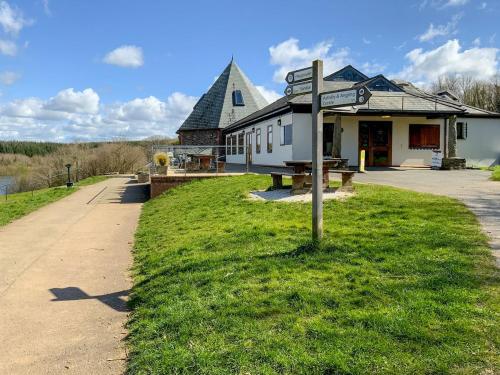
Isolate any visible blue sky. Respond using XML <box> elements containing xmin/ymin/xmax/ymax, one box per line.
<box><xmin>0</xmin><ymin>0</ymin><xmax>498</xmax><ymax>141</ymax></box>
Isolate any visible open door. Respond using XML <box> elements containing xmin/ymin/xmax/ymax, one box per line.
<box><xmin>359</xmin><ymin>121</ymin><xmax>392</xmax><ymax>167</ymax></box>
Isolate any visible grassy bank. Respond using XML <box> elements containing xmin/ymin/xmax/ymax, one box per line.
<box><xmin>128</xmin><ymin>175</ymin><xmax>499</xmax><ymax>374</ymax></box>
<box><xmin>492</xmin><ymin>166</ymin><xmax>500</xmax><ymax>181</ymax></box>
<box><xmin>0</xmin><ymin>175</ymin><xmax>108</xmax><ymax>227</ymax></box>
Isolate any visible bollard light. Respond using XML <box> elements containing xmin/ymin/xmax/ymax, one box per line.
<box><xmin>65</xmin><ymin>163</ymin><xmax>74</xmax><ymax>188</ymax></box>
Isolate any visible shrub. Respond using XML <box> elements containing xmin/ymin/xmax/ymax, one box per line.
<box><xmin>153</xmin><ymin>152</ymin><xmax>169</xmax><ymax>167</ymax></box>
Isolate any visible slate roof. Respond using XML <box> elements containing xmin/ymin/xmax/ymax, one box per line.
<box><xmin>177</xmin><ymin>60</ymin><xmax>268</xmax><ymax>132</ymax></box>
<box><xmin>223</xmin><ymin>65</ymin><xmax>500</xmax><ymax>134</ymax></box>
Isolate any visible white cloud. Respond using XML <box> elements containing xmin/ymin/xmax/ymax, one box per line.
<box><xmin>418</xmin><ymin>13</ymin><xmax>462</xmax><ymax>42</ymax></box>
<box><xmin>362</xmin><ymin>37</ymin><xmax>371</xmax><ymax>45</ymax></box>
<box><xmin>397</xmin><ymin>39</ymin><xmax>498</xmax><ymax>83</ymax></box>
<box><xmin>444</xmin><ymin>0</ymin><xmax>468</xmax><ymax>6</ymax></box>
<box><xmin>103</xmin><ymin>45</ymin><xmax>144</xmax><ymax>68</ymax></box>
<box><xmin>44</xmin><ymin>88</ymin><xmax>100</xmax><ymax>114</ymax></box>
<box><xmin>0</xmin><ymin>38</ymin><xmax>16</xmax><ymax>55</ymax></box>
<box><xmin>361</xmin><ymin>62</ymin><xmax>386</xmax><ymax>75</ymax></box>
<box><xmin>479</xmin><ymin>2</ymin><xmax>487</xmax><ymax>9</ymax></box>
<box><xmin>0</xmin><ymin>90</ymin><xmax>198</xmax><ymax>141</ymax></box>
<box><xmin>0</xmin><ymin>71</ymin><xmax>20</xmax><ymax>85</ymax></box>
<box><xmin>472</xmin><ymin>37</ymin><xmax>481</xmax><ymax>47</ymax></box>
<box><xmin>42</xmin><ymin>0</ymin><xmax>51</xmax><ymax>16</ymax></box>
<box><xmin>0</xmin><ymin>1</ymin><xmax>31</xmax><ymax>35</ymax></box>
<box><xmin>255</xmin><ymin>86</ymin><xmax>281</xmax><ymax>103</ymax></box>
<box><xmin>269</xmin><ymin>38</ymin><xmax>350</xmax><ymax>82</ymax></box>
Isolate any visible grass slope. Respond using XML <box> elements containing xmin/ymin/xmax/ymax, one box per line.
<box><xmin>129</xmin><ymin>175</ymin><xmax>499</xmax><ymax>374</ymax></box>
<box><xmin>0</xmin><ymin>175</ymin><xmax>108</xmax><ymax>227</ymax></box>
<box><xmin>492</xmin><ymin>166</ymin><xmax>500</xmax><ymax>181</ymax></box>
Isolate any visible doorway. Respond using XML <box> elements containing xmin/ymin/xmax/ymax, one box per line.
<box><xmin>323</xmin><ymin>123</ymin><xmax>334</xmax><ymax>157</ymax></box>
<box><xmin>359</xmin><ymin>121</ymin><xmax>392</xmax><ymax>166</ymax></box>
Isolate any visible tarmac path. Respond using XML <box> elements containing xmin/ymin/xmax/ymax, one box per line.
<box><xmin>0</xmin><ymin>176</ymin><xmax>148</xmax><ymax>374</ymax></box>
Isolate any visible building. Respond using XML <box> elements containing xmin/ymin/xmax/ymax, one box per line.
<box><xmin>223</xmin><ymin>65</ymin><xmax>500</xmax><ymax>168</ymax></box>
<box><xmin>176</xmin><ymin>59</ymin><xmax>269</xmax><ymax>145</ymax></box>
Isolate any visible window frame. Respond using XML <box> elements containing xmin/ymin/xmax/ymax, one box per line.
<box><xmin>232</xmin><ymin>90</ymin><xmax>245</xmax><ymax>106</ymax></box>
<box><xmin>409</xmin><ymin>124</ymin><xmax>440</xmax><ymax>150</ymax></box>
<box><xmin>231</xmin><ymin>134</ymin><xmax>237</xmax><ymax>155</ymax></box>
<box><xmin>267</xmin><ymin>125</ymin><xmax>273</xmax><ymax>153</ymax></box>
<box><xmin>456</xmin><ymin>122</ymin><xmax>467</xmax><ymax>140</ymax></box>
<box><xmin>256</xmin><ymin>128</ymin><xmax>261</xmax><ymax>154</ymax></box>
<box><xmin>238</xmin><ymin>132</ymin><xmax>244</xmax><ymax>155</ymax></box>
<box><xmin>280</xmin><ymin>124</ymin><xmax>293</xmax><ymax>146</ymax></box>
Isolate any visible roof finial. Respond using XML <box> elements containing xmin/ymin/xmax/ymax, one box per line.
<box><xmin>231</xmin><ymin>54</ymin><xmax>234</xmax><ymax>63</ymax></box>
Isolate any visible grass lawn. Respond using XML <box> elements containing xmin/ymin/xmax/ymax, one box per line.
<box><xmin>0</xmin><ymin>175</ymin><xmax>108</xmax><ymax>227</ymax></box>
<box><xmin>128</xmin><ymin>175</ymin><xmax>499</xmax><ymax>374</ymax></box>
<box><xmin>492</xmin><ymin>166</ymin><xmax>500</xmax><ymax>181</ymax></box>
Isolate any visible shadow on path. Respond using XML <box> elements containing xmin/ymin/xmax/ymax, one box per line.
<box><xmin>49</xmin><ymin>287</ymin><xmax>130</xmax><ymax>312</ymax></box>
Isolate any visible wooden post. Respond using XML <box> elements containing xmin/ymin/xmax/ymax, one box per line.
<box><xmin>312</xmin><ymin>60</ymin><xmax>324</xmax><ymax>241</ymax></box>
<box><xmin>332</xmin><ymin>114</ymin><xmax>342</xmax><ymax>158</ymax></box>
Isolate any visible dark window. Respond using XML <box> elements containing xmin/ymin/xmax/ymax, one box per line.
<box><xmin>231</xmin><ymin>135</ymin><xmax>237</xmax><ymax>155</ymax></box>
<box><xmin>457</xmin><ymin>122</ymin><xmax>467</xmax><ymax>140</ymax></box>
<box><xmin>232</xmin><ymin>90</ymin><xmax>245</xmax><ymax>106</ymax></box>
<box><xmin>267</xmin><ymin>125</ymin><xmax>273</xmax><ymax>153</ymax></box>
<box><xmin>280</xmin><ymin>124</ymin><xmax>293</xmax><ymax>145</ymax></box>
<box><xmin>409</xmin><ymin>124</ymin><xmax>440</xmax><ymax>149</ymax></box>
<box><xmin>226</xmin><ymin>136</ymin><xmax>230</xmax><ymax>155</ymax></box>
<box><xmin>238</xmin><ymin>133</ymin><xmax>244</xmax><ymax>154</ymax></box>
<box><xmin>256</xmin><ymin>128</ymin><xmax>261</xmax><ymax>154</ymax></box>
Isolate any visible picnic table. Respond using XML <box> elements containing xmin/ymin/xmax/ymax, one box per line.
<box><xmin>270</xmin><ymin>159</ymin><xmax>355</xmax><ymax>194</ymax></box>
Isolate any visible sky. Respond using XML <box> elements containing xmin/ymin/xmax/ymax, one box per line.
<box><xmin>0</xmin><ymin>0</ymin><xmax>498</xmax><ymax>142</ymax></box>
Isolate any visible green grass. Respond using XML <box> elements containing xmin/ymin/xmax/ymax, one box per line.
<box><xmin>0</xmin><ymin>175</ymin><xmax>108</xmax><ymax>227</ymax></box>
<box><xmin>128</xmin><ymin>175</ymin><xmax>499</xmax><ymax>375</ymax></box>
<box><xmin>492</xmin><ymin>166</ymin><xmax>500</xmax><ymax>181</ymax></box>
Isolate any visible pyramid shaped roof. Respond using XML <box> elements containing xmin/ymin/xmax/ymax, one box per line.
<box><xmin>177</xmin><ymin>60</ymin><xmax>268</xmax><ymax>132</ymax></box>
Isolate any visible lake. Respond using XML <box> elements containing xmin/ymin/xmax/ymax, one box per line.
<box><xmin>0</xmin><ymin>176</ymin><xmax>14</xmax><ymax>195</ymax></box>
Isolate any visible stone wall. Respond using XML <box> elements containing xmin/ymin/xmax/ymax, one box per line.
<box><xmin>178</xmin><ymin>129</ymin><xmax>222</xmax><ymax>145</ymax></box>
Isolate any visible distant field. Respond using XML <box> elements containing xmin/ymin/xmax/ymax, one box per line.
<box><xmin>128</xmin><ymin>175</ymin><xmax>499</xmax><ymax>374</ymax></box>
<box><xmin>0</xmin><ymin>176</ymin><xmax>108</xmax><ymax>227</ymax></box>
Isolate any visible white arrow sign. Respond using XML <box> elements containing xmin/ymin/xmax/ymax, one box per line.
<box><xmin>284</xmin><ymin>81</ymin><xmax>312</xmax><ymax>96</ymax></box>
<box><xmin>320</xmin><ymin>87</ymin><xmax>372</xmax><ymax>109</ymax></box>
<box><xmin>285</xmin><ymin>67</ymin><xmax>313</xmax><ymax>84</ymax></box>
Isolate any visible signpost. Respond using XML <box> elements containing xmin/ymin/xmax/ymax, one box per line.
<box><xmin>284</xmin><ymin>62</ymin><xmax>372</xmax><ymax>242</ymax></box>
<box><xmin>284</xmin><ymin>81</ymin><xmax>312</xmax><ymax>96</ymax></box>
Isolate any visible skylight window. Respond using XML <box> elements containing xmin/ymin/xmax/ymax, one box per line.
<box><xmin>232</xmin><ymin>90</ymin><xmax>245</xmax><ymax>106</ymax></box>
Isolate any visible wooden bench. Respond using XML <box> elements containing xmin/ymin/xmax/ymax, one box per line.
<box><xmin>271</xmin><ymin>172</ymin><xmax>311</xmax><ymax>192</ymax></box>
<box><xmin>330</xmin><ymin>169</ymin><xmax>356</xmax><ymax>192</ymax></box>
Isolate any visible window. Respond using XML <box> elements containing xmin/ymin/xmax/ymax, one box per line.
<box><xmin>238</xmin><ymin>132</ymin><xmax>244</xmax><ymax>154</ymax></box>
<box><xmin>409</xmin><ymin>124</ymin><xmax>440</xmax><ymax>149</ymax></box>
<box><xmin>226</xmin><ymin>136</ymin><xmax>230</xmax><ymax>155</ymax></box>
<box><xmin>256</xmin><ymin>128</ymin><xmax>261</xmax><ymax>154</ymax></box>
<box><xmin>457</xmin><ymin>122</ymin><xmax>467</xmax><ymax>140</ymax></box>
<box><xmin>231</xmin><ymin>134</ymin><xmax>237</xmax><ymax>155</ymax></box>
<box><xmin>280</xmin><ymin>124</ymin><xmax>293</xmax><ymax>146</ymax></box>
<box><xmin>232</xmin><ymin>90</ymin><xmax>245</xmax><ymax>106</ymax></box>
<box><xmin>267</xmin><ymin>125</ymin><xmax>273</xmax><ymax>153</ymax></box>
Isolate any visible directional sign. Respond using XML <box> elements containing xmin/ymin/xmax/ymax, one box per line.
<box><xmin>320</xmin><ymin>86</ymin><xmax>372</xmax><ymax>109</ymax></box>
<box><xmin>285</xmin><ymin>67</ymin><xmax>313</xmax><ymax>84</ymax></box>
<box><xmin>284</xmin><ymin>81</ymin><xmax>312</xmax><ymax>96</ymax></box>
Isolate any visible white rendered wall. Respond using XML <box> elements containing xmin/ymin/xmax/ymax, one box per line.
<box><xmin>225</xmin><ymin>113</ymin><xmax>293</xmax><ymax>166</ymax></box>
<box><xmin>457</xmin><ymin>117</ymin><xmax>500</xmax><ymax>167</ymax></box>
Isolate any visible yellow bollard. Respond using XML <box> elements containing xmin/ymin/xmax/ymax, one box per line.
<box><xmin>359</xmin><ymin>149</ymin><xmax>366</xmax><ymax>173</ymax></box>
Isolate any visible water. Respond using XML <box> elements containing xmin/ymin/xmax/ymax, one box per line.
<box><xmin>0</xmin><ymin>176</ymin><xmax>14</xmax><ymax>195</ymax></box>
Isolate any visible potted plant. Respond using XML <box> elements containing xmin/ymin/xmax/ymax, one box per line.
<box><xmin>153</xmin><ymin>152</ymin><xmax>170</xmax><ymax>175</ymax></box>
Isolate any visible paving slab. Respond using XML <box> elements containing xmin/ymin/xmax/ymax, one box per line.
<box><xmin>336</xmin><ymin>168</ymin><xmax>500</xmax><ymax>266</ymax></box>
<box><xmin>0</xmin><ymin>177</ymin><xmax>148</xmax><ymax>374</ymax></box>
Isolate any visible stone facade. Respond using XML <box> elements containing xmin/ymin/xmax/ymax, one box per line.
<box><xmin>178</xmin><ymin>129</ymin><xmax>222</xmax><ymax>146</ymax></box>
<box><xmin>441</xmin><ymin>157</ymin><xmax>466</xmax><ymax>170</ymax></box>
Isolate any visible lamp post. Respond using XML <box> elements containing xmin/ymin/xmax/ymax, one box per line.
<box><xmin>65</xmin><ymin>164</ymin><xmax>73</xmax><ymax>188</ymax></box>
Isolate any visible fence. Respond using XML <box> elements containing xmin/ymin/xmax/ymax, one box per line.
<box><xmin>151</xmin><ymin>145</ymin><xmax>250</xmax><ymax>174</ymax></box>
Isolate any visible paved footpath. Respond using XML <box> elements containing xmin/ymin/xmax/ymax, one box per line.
<box><xmin>0</xmin><ymin>177</ymin><xmax>148</xmax><ymax>374</ymax></box>
<box><xmin>338</xmin><ymin>169</ymin><xmax>500</xmax><ymax>267</ymax></box>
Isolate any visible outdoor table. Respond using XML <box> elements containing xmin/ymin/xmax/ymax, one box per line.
<box><xmin>284</xmin><ymin>160</ymin><xmax>341</xmax><ymax>188</ymax></box>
